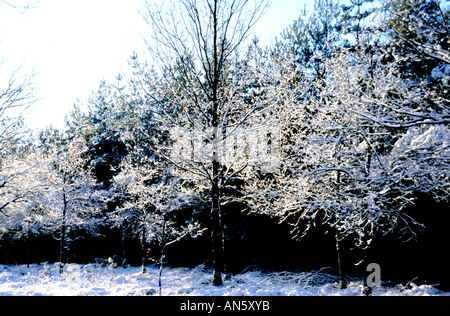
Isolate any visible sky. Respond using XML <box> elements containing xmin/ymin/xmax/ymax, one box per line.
<box><xmin>0</xmin><ymin>0</ymin><xmax>315</xmax><ymax>130</ymax></box>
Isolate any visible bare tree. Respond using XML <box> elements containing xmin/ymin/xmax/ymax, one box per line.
<box><xmin>0</xmin><ymin>66</ymin><xmax>35</xmax><ymax>150</ymax></box>
<box><xmin>138</xmin><ymin>0</ymin><xmax>269</xmax><ymax>286</ymax></box>
<box><xmin>0</xmin><ymin>0</ymin><xmax>37</xmax><ymax>227</ymax></box>
<box><xmin>1</xmin><ymin>0</ymin><xmax>38</xmax><ymax>253</ymax></box>
<box><xmin>1</xmin><ymin>0</ymin><xmax>37</xmax><ymax>152</ymax></box>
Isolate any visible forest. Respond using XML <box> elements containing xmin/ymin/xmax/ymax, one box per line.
<box><xmin>0</xmin><ymin>0</ymin><xmax>449</xmax><ymax>294</ymax></box>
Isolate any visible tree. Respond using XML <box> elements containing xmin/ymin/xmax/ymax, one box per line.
<box><xmin>244</xmin><ymin>0</ymin><xmax>352</xmax><ymax>286</ymax></box>
<box><xmin>105</xmin><ymin>90</ymin><xmax>206</xmax><ymax>291</ymax></box>
<box><xmin>272</xmin><ymin>0</ymin><xmax>342</xmax><ymax>91</ymax></box>
<box><xmin>138</xmin><ymin>0</ymin><xmax>269</xmax><ymax>286</ymax></box>
<box><xmin>111</xmin><ymin>150</ymin><xmax>204</xmax><ymax>292</ymax></box>
<box><xmin>0</xmin><ymin>129</ymin><xmax>102</xmax><ymax>268</ymax></box>
<box><xmin>341</xmin><ymin>0</ymin><xmax>379</xmax><ymax>46</ymax></box>
<box><xmin>0</xmin><ymin>0</ymin><xmax>37</xmax><ymax>148</ymax></box>
<box><xmin>244</xmin><ymin>0</ymin><xmax>449</xmax><ymax>292</ymax></box>
<box><xmin>0</xmin><ymin>68</ymin><xmax>34</xmax><ymax>148</ymax></box>
<box><xmin>0</xmin><ymin>2</ymin><xmax>37</xmax><ymax>240</ymax></box>
<box><xmin>0</xmin><ymin>147</ymin><xmax>43</xmax><ymax>246</ymax></box>
<box><xmin>37</xmin><ymin>129</ymin><xmax>103</xmax><ymax>273</ymax></box>
<box><xmin>66</xmin><ymin>81</ymin><xmax>129</xmax><ymax>188</ymax></box>
<box><xmin>385</xmin><ymin>0</ymin><xmax>449</xmax><ymax>79</ymax></box>
<box><xmin>307</xmin><ymin>0</ymin><xmax>342</xmax><ymax>86</ymax></box>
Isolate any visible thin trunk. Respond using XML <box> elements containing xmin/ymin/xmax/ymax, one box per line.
<box><xmin>335</xmin><ymin>170</ymin><xmax>347</xmax><ymax>289</ymax></box>
<box><xmin>159</xmin><ymin>255</ymin><xmax>164</xmax><ymax>296</ymax></box>
<box><xmin>158</xmin><ymin>215</ymin><xmax>191</xmax><ymax>295</ymax></box>
<box><xmin>211</xmin><ymin>181</ymin><xmax>224</xmax><ymax>286</ymax></box>
<box><xmin>159</xmin><ymin>217</ymin><xmax>167</xmax><ymax>296</ymax></box>
<box><xmin>59</xmin><ymin>191</ymin><xmax>67</xmax><ymax>275</ymax></box>
<box><xmin>121</xmin><ymin>227</ymin><xmax>127</xmax><ymax>268</ymax></box>
<box><xmin>335</xmin><ymin>230</ymin><xmax>346</xmax><ymax>289</ymax></box>
<box><xmin>26</xmin><ymin>228</ymin><xmax>31</xmax><ymax>269</ymax></box>
<box><xmin>66</xmin><ymin>238</ymin><xmax>71</xmax><ymax>265</ymax></box>
<box><xmin>141</xmin><ymin>220</ymin><xmax>147</xmax><ymax>274</ymax></box>
<box><xmin>211</xmin><ymin>126</ymin><xmax>224</xmax><ymax>286</ymax></box>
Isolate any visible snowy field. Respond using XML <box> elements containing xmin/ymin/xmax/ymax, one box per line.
<box><xmin>0</xmin><ymin>262</ymin><xmax>448</xmax><ymax>296</ymax></box>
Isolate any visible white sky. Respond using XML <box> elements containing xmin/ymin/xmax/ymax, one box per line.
<box><xmin>0</xmin><ymin>0</ymin><xmax>314</xmax><ymax>130</ymax></box>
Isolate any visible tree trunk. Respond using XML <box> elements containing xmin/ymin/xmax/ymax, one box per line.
<box><xmin>26</xmin><ymin>228</ymin><xmax>31</xmax><ymax>269</ymax></box>
<box><xmin>66</xmin><ymin>238</ymin><xmax>72</xmax><ymax>266</ymax></box>
<box><xmin>141</xmin><ymin>221</ymin><xmax>147</xmax><ymax>274</ymax></box>
<box><xmin>335</xmin><ymin>230</ymin><xmax>347</xmax><ymax>289</ymax></box>
<box><xmin>211</xmin><ymin>179</ymin><xmax>224</xmax><ymax>286</ymax></box>
<box><xmin>158</xmin><ymin>253</ymin><xmax>165</xmax><ymax>296</ymax></box>
<box><xmin>59</xmin><ymin>191</ymin><xmax>67</xmax><ymax>274</ymax></box>
<box><xmin>121</xmin><ymin>227</ymin><xmax>127</xmax><ymax>268</ymax></box>
<box><xmin>335</xmin><ymin>170</ymin><xmax>347</xmax><ymax>289</ymax></box>
<box><xmin>210</xmin><ymin>0</ymin><xmax>225</xmax><ymax>287</ymax></box>
<box><xmin>210</xmin><ymin>94</ymin><xmax>224</xmax><ymax>286</ymax></box>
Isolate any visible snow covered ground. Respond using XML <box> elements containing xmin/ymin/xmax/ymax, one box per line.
<box><xmin>0</xmin><ymin>262</ymin><xmax>447</xmax><ymax>296</ymax></box>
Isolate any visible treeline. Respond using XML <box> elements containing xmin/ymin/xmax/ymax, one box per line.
<box><xmin>0</xmin><ymin>0</ymin><xmax>449</xmax><ymax>290</ymax></box>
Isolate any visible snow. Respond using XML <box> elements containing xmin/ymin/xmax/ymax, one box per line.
<box><xmin>393</xmin><ymin>125</ymin><xmax>450</xmax><ymax>153</ymax></box>
<box><xmin>0</xmin><ymin>263</ymin><xmax>447</xmax><ymax>296</ymax></box>
<box><xmin>431</xmin><ymin>63</ymin><xmax>450</xmax><ymax>80</ymax></box>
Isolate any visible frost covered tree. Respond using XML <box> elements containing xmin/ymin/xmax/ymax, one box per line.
<box><xmin>0</xmin><ymin>0</ymin><xmax>36</xmax><ymax>154</ymax></box>
<box><xmin>90</xmin><ymin>75</ymin><xmax>206</xmax><ymax>275</ymax></box>
<box><xmin>0</xmin><ymin>130</ymin><xmax>102</xmax><ymax>268</ymax></box>
<box><xmin>137</xmin><ymin>0</ymin><xmax>269</xmax><ymax>286</ymax></box>
<box><xmin>245</xmin><ymin>0</ymin><xmax>449</xmax><ymax>291</ymax></box>
<box><xmin>0</xmin><ymin>63</ymin><xmax>36</xmax><ymax>228</ymax></box>
<box><xmin>37</xmin><ymin>129</ymin><xmax>103</xmax><ymax>273</ymax></box>
<box><xmin>110</xmin><ymin>141</ymin><xmax>205</xmax><ymax>277</ymax></box>
<box><xmin>244</xmin><ymin>0</ymin><xmax>350</xmax><ymax>284</ymax></box>
<box><xmin>0</xmin><ymin>155</ymin><xmax>51</xmax><ymax>266</ymax></box>
<box><xmin>0</xmin><ymin>14</ymin><xmax>37</xmax><ymax>260</ymax></box>
<box><xmin>0</xmin><ymin>70</ymin><xmax>34</xmax><ymax>157</ymax></box>
<box><xmin>371</xmin><ymin>0</ymin><xmax>450</xmax><ymax>127</ymax></box>
<box><xmin>385</xmin><ymin>0</ymin><xmax>449</xmax><ymax>77</ymax></box>
<box><xmin>0</xmin><ymin>149</ymin><xmax>42</xmax><ymax>241</ymax></box>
